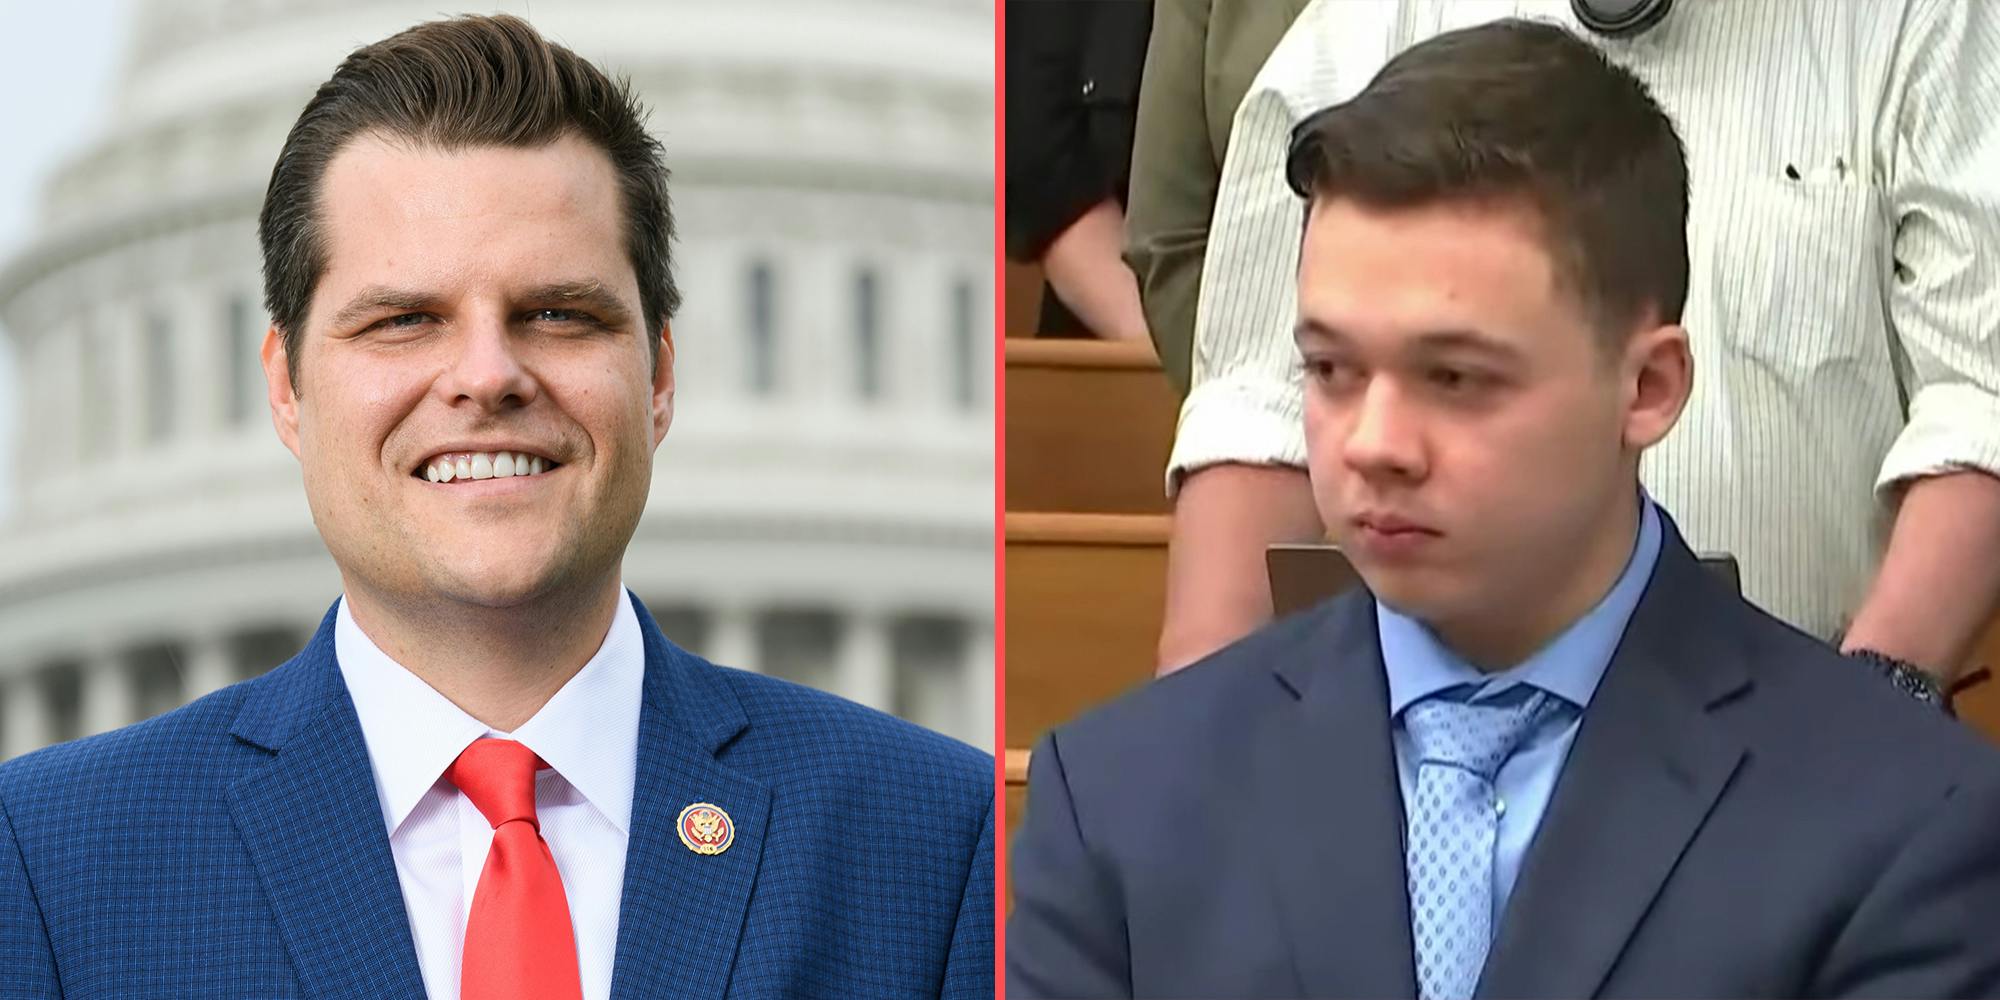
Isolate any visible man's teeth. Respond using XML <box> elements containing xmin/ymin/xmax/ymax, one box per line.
<box><xmin>423</xmin><ymin>452</ymin><xmax>552</xmax><ymax>483</ymax></box>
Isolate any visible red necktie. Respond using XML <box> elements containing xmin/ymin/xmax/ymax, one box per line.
<box><xmin>446</xmin><ymin>738</ymin><xmax>584</xmax><ymax>1000</ymax></box>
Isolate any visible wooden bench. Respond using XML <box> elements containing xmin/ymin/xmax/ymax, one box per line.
<box><xmin>1004</xmin><ymin>512</ymin><xmax>1169</xmax><ymax>749</ymax></box>
<box><xmin>1004</xmin><ymin>339</ymin><xmax>1178</xmax><ymax>516</ymax></box>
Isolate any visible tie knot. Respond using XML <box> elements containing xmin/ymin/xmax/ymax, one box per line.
<box><xmin>446</xmin><ymin>738</ymin><xmax>548</xmax><ymax>831</ymax></box>
<box><xmin>1404</xmin><ymin>689</ymin><xmax>1564</xmax><ymax>781</ymax></box>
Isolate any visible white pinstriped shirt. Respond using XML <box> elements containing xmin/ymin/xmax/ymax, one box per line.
<box><xmin>335</xmin><ymin>591</ymin><xmax>644</xmax><ymax>1000</ymax></box>
<box><xmin>1171</xmin><ymin>0</ymin><xmax>2000</xmax><ymax>640</ymax></box>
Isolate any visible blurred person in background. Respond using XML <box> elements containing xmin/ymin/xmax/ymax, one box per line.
<box><xmin>0</xmin><ymin>15</ymin><xmax>992</xmax><ymax>999</ymax></box>
<box><xmin>1006</xmin><ymin>0</ymin><xmax>1152</xmax><ymax>341</ymax></box>
<box><xmin>1008</xmin><ymin>23</ymin><xmax>2000</xmax><ymax>997</ymax></box>
<box><xmin>1156</xmin><ymin>0</ymin><xmax>2000</xmax><ymax>710</ymax></box>
<box><xmin>1124</xmin><ymin>0</ymin><xmax>1310</xmax><ymax>391</ymax></box>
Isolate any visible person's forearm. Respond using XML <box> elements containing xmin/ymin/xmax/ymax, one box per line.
<box><xmin>1042</xmin><ymin>199</ymin><xmax>1149</xmax><ymax>342</ymax></box>
<box><xmin>1159</xmin><ymin>463</ymin><xmax>1325</xmax><ymax>674</ymax></box>
<box><xmin>1841</xmin><ymin>470</ymin><xmax>2000</xmax><ymax>682</ymax></box>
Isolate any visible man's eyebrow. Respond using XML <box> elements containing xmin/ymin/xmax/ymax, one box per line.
<box><xmin>327</xmin><ymin>287</ymin><xmax>441</xmax><ymax>332</ymax></box>
<box><xmin>1292</xmin><ymin>321</ymin><xmax>1526</xmax><ymax>364</ymax></box>
<box><xmin>1293</xmin><ymin>317</ymin><xmax>1350</xmax><ymax>346</ymax></box>
<box><xmin>1410</xmin><ymin>329</ymin><xmax>1525</xmax><ymax>363</ymax></box>
<box><xmin>520</xmin><ymin>280</ymin><xmax>636</xmax><ymax>325</ymax></box>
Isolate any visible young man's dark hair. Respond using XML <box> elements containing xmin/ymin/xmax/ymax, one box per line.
<box><xmin>258</xmin><ymin>13</ymin><xmax>680</xmax><ymax>387</ymax></box>
<box><xmin>1283</xmin><ymin>16</ymin><xmax>1687</xmax><ymax>342</ymax></box>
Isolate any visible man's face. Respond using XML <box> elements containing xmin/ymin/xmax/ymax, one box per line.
<box><xmin>265</xmin><ymin>133</ymin><xmax>673</xmax><ymax>614</ymax></box>
<box><xmin>1295</xmin><ymin>197</ymin><xmax>1670</xmax><ymax>637</ymax></box>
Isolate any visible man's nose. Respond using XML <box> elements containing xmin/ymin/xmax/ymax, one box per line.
<box><xmin>1341</xmin><ymin>380</ymin><xmax>1427</xmax><ymax>482</ymax></box>
<box><xmin>439</xmin><ymin>316</ymin><xmax>537</xmax><ymax>410</ymax></box>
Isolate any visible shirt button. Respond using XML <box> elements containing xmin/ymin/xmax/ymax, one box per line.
<box><xmin>1494</xmin><ymin>798</ymin><xmax>1508</xmax><ymax>817</ymax></box>
<box><xmin>1081</xmin><ymin>78</ymin><xmax>1096</xmax><ymax>97</ymax></box>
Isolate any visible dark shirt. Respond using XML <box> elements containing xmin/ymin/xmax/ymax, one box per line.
<box><xmin>1005</xmin><ymin>0</ymin><xmax>1153</xmax><ymax>336</ymax></box>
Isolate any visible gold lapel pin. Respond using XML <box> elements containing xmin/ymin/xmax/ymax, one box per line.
<box><xmin>677</xmin><ymin>802</ymin><xmax>735</xmax><ymax>856</ymax></box>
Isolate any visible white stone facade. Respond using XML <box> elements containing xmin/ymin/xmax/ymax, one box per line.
<box><xmin>0</xmin><ymin>0</ymin><xmax>996</xmax><ymax>757</ymax></box>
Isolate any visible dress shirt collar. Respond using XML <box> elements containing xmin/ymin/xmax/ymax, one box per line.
<box><xmin>335</xmin><ymin>589</ymin><xmax>646</xmax><ymax>837</ymax></box>
<box><xmin>1381</xmin><ymin>493</ymin><xmax>1663</xmax><ymax>716</ymax></box>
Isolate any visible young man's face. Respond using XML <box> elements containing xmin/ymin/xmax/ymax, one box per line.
<box><xmin>1295</xmin><ymin>197</ymin><xmax>1683</xmax><ymax>646</ymax></box>
<box><xmin>265</xmin><ymin>133</ymin><xmax>673</xmax><ymax>614</ymax></box>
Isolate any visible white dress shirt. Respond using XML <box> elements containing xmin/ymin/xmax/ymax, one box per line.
<box><xmin>1171</xmin><ymin>0</ymin><xmax>2000</xmax><ymax>640</ymax></box>
<box><xmin>335</xmin><ymin>590</ymin><xmax>645</xmax><ymax>1000</ymax></box>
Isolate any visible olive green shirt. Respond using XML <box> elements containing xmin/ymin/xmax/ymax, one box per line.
<box><xmin>1123</xmin><ymin>0</ymin><xmax>1311</xmax><ymax>394</ymax></box>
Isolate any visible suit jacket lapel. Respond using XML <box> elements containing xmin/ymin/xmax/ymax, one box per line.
<box><xmin>1478</xmin><ymin>530</ymin><xmax>1749</xmax><ymax>1000</ymax></box>
<box><xmin>610</xmin><ymin>598</ymin><xmax>770</xmax><ymax>1000</ymax></box>
<box><xmin>226</xmin><ymin>607</ymin><xmax>428</xmax><ymax>997</ymax></box>
<box><xmin>1245</xmin><ymin>595</ymin><xmax>1418</xmax><ymax>998</ymax></box>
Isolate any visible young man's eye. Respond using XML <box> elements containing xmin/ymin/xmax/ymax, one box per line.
<box><xmin>1428</xmin><ymin>366</ymin><xmax>1486</xmax><ymax>392</ymax></box>
<box><xmin>528</xmin><ymin>308</ymin><xmax>592</xmax><ymax>324</ymax></box>
<box><xmin>1301</xmin><ymin>357</ymin><xmax>1361</xmax><ymax>388</ymax></box>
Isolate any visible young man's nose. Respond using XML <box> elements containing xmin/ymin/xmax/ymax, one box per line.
<box><xmin>1340</xmin><ymin>380</ymin><xmax>1427</xmax><ymax>481</ymax></box>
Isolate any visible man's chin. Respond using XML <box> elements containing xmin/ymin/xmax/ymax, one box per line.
<box><xmin>420</xmin><ymin>560</ymin><xmax>573</xmax><ymax>611</ymax></box>
<box><xmin>1356</xmin><ymin>568</ymin><xmax>1460</xmax><ymax>624</ymax></box>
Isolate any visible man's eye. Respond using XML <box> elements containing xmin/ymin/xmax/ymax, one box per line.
<box><xmin>529</xmin><ymin>308</ymin><xmax>588</xmax><ymax>324</ymax></box>
<box><xmin>1429</xmin><ymin>366</ymin><xmax>1478</xmax><ymax>391</ymax></box>
<box><xmin>366</xmin><ymin>313</ymin><xmax>432</xmax><ymax>332</ymax></box>
<box><xmin>1301</xmin><ymin>357</ymin><xmax>1358</xmax><ymax>386</ymax></box>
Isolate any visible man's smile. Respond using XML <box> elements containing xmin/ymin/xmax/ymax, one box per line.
<box><xmin>416</xmin><ymin>449</ymin><xmax>564</xmax><ymax>483</ymax></box>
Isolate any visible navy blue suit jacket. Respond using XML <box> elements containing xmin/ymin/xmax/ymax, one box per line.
<box><xmin>1007</xmin><ymin>519</ymin><xmax>2000</xmax><ymax>998</ymax></box>
<box><xmin>0</xmin><ymin>598</ymin><xmax>993</xmax><ymax>998</ymax></box>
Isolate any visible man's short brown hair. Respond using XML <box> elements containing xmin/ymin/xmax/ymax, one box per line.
<box><xmin>1285</xmin><ymin>18</ymin><xmax>1688</xmax><ymax>340</ymax></box>
<box><xmin>257</xmin><ymin>13</ymin><xmax>680</xmax><ymax>388</ymax></box>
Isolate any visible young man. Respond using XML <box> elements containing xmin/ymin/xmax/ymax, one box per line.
<box><xmin>1007</xmin><ymin>21</ymin><xmax>2000</xmax><ymax>1000</ymax></box>
<box><xmin>0</xmin><ymin>16</ymin><xmax>992</xmax><ymax>999</ymax></box>
<box><xmin>1157</xmin><ymin>0</ymin><xmax>2000</xmax><ymax>692</ymax></box>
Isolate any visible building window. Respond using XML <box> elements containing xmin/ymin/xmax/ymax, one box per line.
<box><xmin>131</xmin><ymin>644</ymin><xmax>185</xmax><ymax>721</ymax></box>
<box><xmin>760</xmin><ymin>609</ymin><xmax>839</xmax><ymax>692</ymax></box>
<box><xmin>40</xmin><ymin>663</ymin><xmax>83</xmax><ymax>746</ymax></box>
<box><xmin>81</xmin><ymin>324</ymin><xmax>112</xmax><ymax>459</ymax></box>
<box><xmin>647</xmin><ymin>603</ymin><xmax>711</xmax><ymax>657</ymax></box>
<box><xmin>951</xmin><ymin>278</ymin><xmax>978</xmax><ymax>409</ymax></box>
<box><xmin>893</xmin><ymin>616</ymin><xmax>969</xmax><ymax>740</ymax></box>
<box><xmin>228</xmin><ymin>296</ymin><xmax>256</xmax><ymax>425</ymax></box>
<box><xmin>855</xmin><ymin>268</ymin><xmax>882</xmax><ymax>401</ymax></box>
<box><xmin>746</xmin><ymin>261</ymin><xmax>776</xmax><ymax>395</ymax></box>
<box><xmin>232</xmin><ymin>626</ymin><xmax>305</xmax><ymax>684</ymax></box>
<box><xmin>146</xmin><ymin>311</ymin><xmax>175</xmax><ymax>441</ymax></box>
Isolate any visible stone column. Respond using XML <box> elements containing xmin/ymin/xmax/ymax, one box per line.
<box><xmin>706</xmin><ymin>604</ymin><xmax>760</xmax><ymax>674</ymax></box>
<box><xmin>837</xmin><ymin>610</ymin><xmax>894</xmax><ymax>713</ymax></box>
<box><xmin>80</xmin><ymin>648</ymin><xmax>134</xmax><ymax>738</ymax></box>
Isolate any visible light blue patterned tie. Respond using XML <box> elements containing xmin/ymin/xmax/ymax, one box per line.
<box><xmin>1402</xmin><ymin>689</ymin><xmax>1564</xmax><ymax>1000</ymax></box>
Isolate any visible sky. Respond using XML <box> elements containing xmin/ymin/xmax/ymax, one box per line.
<box><xmin>0</xmin><ymin>0</ymin><xmax>132</xmax><ymax>520</ymax></box>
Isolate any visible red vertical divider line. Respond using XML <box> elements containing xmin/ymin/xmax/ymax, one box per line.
<box><xmin>990</xmin><ymin>0</ymin><xmax>1009</xmax><ymax>990</ymax></box>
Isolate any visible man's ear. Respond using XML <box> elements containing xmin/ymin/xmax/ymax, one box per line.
<box><xmin>1620</xmin><ymin>322</ymin><xmax>1692</xmax><ymax>451</ymax></box>
<box><xmin>652</xmin><ymin>322</ymin><xmax>676</xmax><ymax>446</ymax></box>
<box><xmin>262</xmin><ymin>327</ymin><xmax>302</xmax><ymax>459</ymax></box>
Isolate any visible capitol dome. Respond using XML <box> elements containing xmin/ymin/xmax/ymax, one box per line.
<box><xmin>0</xmin><ymin>0</ymin><xmax>995</xmax><ymax>757</ymax></box>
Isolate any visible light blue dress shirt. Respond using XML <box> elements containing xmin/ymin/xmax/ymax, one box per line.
<box><xmin>1379</xmin><ymin>495</ymin><xmax>1663</xmax><ymax>926</ymax></box>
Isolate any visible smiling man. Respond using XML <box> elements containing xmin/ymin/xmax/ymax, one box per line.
<box><xmin>0</xmin><ymin>15</ymin><xmax>992</xmax><ymax>1000</ymax></box>
<box><xmin>1007</xmin><ymin>20</ymin><xmax>2000</xmax><ymax>1000</ymax></box>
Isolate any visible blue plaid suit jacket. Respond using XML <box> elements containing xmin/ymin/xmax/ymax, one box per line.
<box><xmin>0</xmin><ymin>597</ymin><xmax>994</xmax><ymax>998</ymax></box>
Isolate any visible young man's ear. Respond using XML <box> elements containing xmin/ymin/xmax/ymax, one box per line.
<box><xmin>652</xmin><ymin>322</ymin><xmax>676</xmax><ymax>446</ymax></box>
<box><xmin>1621</xmin><ymin>322</ymin><xmax>1693</xmax><ymax>451</ymax></box>
<box><xmin>262</xmin><ymin>327</ymin><xmax>303</xmax><ymax>459</ymax></box>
